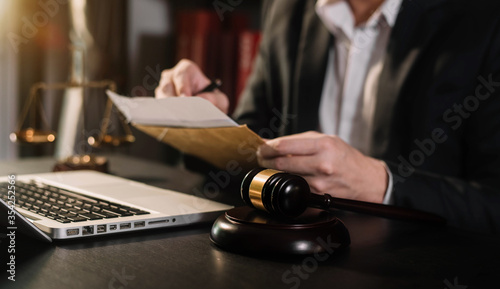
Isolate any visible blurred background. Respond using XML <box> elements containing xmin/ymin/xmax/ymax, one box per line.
<box><xmin>0</xmin><ymin>0</ymin><xmax>262</xmax><ymax>165</ymax></box>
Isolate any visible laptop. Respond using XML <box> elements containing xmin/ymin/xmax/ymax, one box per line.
<box><xmin>0</xmin><ymin>170</ymin><xmax>233</xmax><ymax>242</ymax></box>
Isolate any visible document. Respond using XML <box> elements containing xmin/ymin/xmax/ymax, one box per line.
<box><xmin>107</xmin><ymin>90</ymin><xmax>238</xmax><ymax>128</ymax></box>
<box><xmin>107</xmin><ymin>91</ymin><xmax>264</xmax><ymax>170</ymax></box>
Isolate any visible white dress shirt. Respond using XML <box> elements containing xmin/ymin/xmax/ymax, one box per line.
<box><xmin>316</xmin><ymin>0</ymin><xmax>402</xmax><ymax>203</ymax></box>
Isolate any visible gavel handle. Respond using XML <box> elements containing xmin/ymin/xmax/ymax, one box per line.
<box><xmin>310</xmin><ymin>194</ymin><xmax>446</xmax><ymax>225</ymax></box>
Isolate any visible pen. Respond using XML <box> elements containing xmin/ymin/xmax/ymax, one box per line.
<box><xmin>195</xmin><ymin>79</ymin><xmax>222</xmax><ymax>95</ymax></box>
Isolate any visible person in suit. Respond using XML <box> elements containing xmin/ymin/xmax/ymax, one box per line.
<box><xmin>156</xmin><ymin>0</ymin><xmax>500</xmax><ymax>233</ymax></box>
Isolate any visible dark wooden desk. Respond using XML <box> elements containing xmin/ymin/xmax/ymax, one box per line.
<box><xmin>1</xmin><ymin>155</ymin><xmax>499</xmax><ymax>289</ymax></box>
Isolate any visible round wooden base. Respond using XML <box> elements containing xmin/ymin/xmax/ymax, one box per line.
<box><xmin>210</xmin><ymin>206</ymin><xmax>350</xmax><ymax>256</ymax></box>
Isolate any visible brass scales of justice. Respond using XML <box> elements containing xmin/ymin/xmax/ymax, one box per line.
<box><xmin>10</xmin><ymin>75</ymin><xmax>135</xmax><ymax>172</ymax></box>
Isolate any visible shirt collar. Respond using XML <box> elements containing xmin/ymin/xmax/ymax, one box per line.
<box><xmin>316</xmin><ymin>0</ymin><xmax>402</xmax><ymax>39</ymax></box>
<box><xmin>381</xmin><ymin>0</ymin><xmax>402</xmax><ymax>27</ymax></box>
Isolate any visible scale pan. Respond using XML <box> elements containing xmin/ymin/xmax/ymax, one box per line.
<box><xmin>88</xmin><ymin>134</ymin><xmax>135</xmax><ymax>147</ymax></box>
<box><xmin>10</xmin><ymin>128</ymin><xmax>56</xmax><ymax>144</ymax></box>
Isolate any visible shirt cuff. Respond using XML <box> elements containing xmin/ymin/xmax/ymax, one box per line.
<box><xmin>382</xmin><ymin>161</ymin><xmax>394</xmax><ymax>205</ymax></box>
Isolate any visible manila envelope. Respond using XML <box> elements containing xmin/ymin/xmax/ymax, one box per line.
<box><xmin>133</xmin><ymin>124</ymin><xmax>265</xmax><ymax>170</ymax></box>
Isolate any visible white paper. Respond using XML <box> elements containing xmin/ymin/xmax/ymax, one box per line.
<box><xmin>107</xmin><ymin>90</ymin><xmax>238</xmax><ymax>128</ymax></box>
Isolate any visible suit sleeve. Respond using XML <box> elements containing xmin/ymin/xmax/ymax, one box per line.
<box><xmin>386</xmin><ymin>36</ymin><xmax>500</xmax><ymax>234</ymax></box>
<box><xmin>232</xmin><ymin>0</ymin><xmax>275</xmax><ymax>133</ymax></box>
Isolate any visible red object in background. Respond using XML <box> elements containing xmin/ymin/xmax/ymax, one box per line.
<box><xmin>176</xmin><ymin>10</ymin><xmax>221</xmax><ymax>79</ymax></box>
<box><xmin>175</xmin><ymin>11</ymin><xmax>261</xmax><ymax>114</ymax></box>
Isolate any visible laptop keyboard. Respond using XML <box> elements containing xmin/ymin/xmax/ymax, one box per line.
<box><xmin>0</xmin><ymin>181</ymin><xmax>150</xmax><ymax>223</ymax></box>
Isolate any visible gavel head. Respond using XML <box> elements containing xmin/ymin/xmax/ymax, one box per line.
<box><xmin>240</xmin><ymin>168</ymin><xmax>310</xmax><ymax>218</ymax></box>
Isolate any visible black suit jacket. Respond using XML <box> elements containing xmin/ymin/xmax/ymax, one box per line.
<box><xmin>233</xmin><ymin>0</ymin><xmax>500</xmax><ymax>233</ymax></box>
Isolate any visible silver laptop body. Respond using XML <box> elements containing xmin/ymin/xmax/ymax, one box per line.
<box><xmin>0</xmin><ymin>170</ymin><xmax>232</xmax><ymax>241</ymax></box>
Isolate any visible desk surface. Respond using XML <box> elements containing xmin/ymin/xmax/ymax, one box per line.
<box><xmin>1</xmin><ymin>155</ymin><xmax>499</xmax><ymax>289</ymax></box>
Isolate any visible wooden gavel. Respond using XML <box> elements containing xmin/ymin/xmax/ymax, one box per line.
<box><xmin>240</xmin><ymin>168</ymin><xmax>446</xmax><ymax>224</ymax></box>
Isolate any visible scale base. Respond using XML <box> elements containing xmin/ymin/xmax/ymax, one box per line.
<box><xmin>53</xmin><ymin>155</ymin><xmax>108</xmax><ymax>173</ymax></box>
<box><xmin>210</xmin><ymin>206</ymin><xmax>350</xmax><ymax>256</ymax></box>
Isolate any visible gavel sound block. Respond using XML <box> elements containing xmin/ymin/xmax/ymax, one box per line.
<box><xmin>210</xmin><ymin>206</ymin><xmax>351</xmax><ymax>256</ymax></box>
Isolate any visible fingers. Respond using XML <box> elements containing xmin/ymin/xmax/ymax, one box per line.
<box><xmin>257</xmin><ymin>132</ymin><xmax>388</xmax><ymax>203</ymax></box>
<box><xmin>155</xmin><ymin>69</ymin><xmax>174</xmax><ymax>98</ymax></box>
<box><xmin>257</xmin><ymin>132</ymin><xmax>345</xmax><ymax>175</ymax></box>
<box><xmin>197</xmin><ymin>89</ymin><xmax>229</xmax><ymax>114</ymax></box>
<box><xmin>172</xmin><ymin>73</ymin><xmax>192</xmax><ymax>96</ymax></box>
<box><xmin>258</xmin><ymin>138</ymin><xmax>317</xmax><ymax>158</ymax></box>
<box><xmin>172</xmin><ymin>68</ymin><xmax>210</xmax><ymax>96</ymax></box>
<box><xmin>154</xmin><ymin>59</ymin><xmax>211</xmax><ymax>98</ymax></box>
<box><xmin>258</xmin><ymin>154</ymin><xmax>331</xmax><ymax>176</ymax></box>
<box><xmin>153</xmin><ymin>59</ymin><xmax>231</xmax><ymax>114</ymax></box>
<box><xmin>175</xmin><ymin>59</ymin><xmax>211</xmax><ymax>95</ymax></box>
<box><xmin>257</xmin><ymin>132</ymin><xmax>328</xmax><ymax>158</ymax></box>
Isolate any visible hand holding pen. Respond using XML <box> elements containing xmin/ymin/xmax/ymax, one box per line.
<box><xmin>155</xmin><ymin>59</ymin><xmax>229</xmax><ymax>113</ymax></box>
<box><xmin>195</xmin><ymin>79</ymin><xmax>222</xmax><ymax>95</ymax></box>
